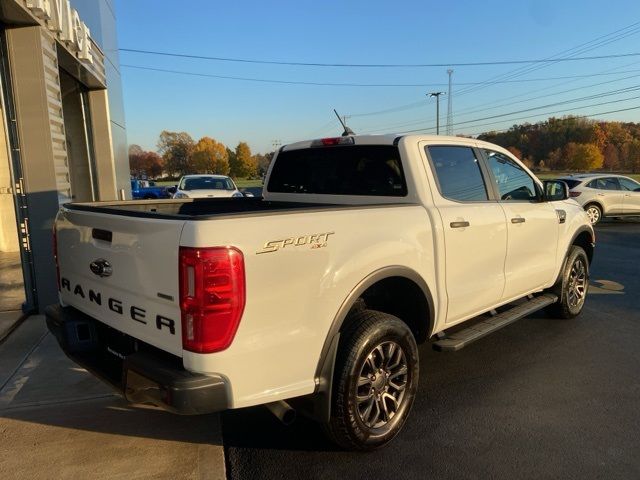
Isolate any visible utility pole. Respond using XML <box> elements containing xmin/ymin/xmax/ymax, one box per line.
<box><xmin>446</xmin><ymin>69</ymin><xmax>453</xmax><ymax>135</ymax></box>
<box><xmin>272</xmin><ymin>140</ymin><xmax>281</xmax><ymax>151</ymax></box>
<box><xmin>427</xmin><ymin>92</ymin><xmax>446</xmax><ymax>135</ymax></box>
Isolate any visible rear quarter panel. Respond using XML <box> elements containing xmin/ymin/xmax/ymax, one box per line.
<box><xmin>180</xmin><ymin>204</ymin><xmax>435</xmax><ymax>408</ymax></box>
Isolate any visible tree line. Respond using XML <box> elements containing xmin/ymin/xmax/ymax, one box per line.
<box><xmin>129</xmin><ymin>130</ymin><xmax>274</xmax><ymax>179</ymax></box>
<box><xmin>478</xmin><ymin>116</ymin><xmax>640</xmax><ymax>172</ymax></box>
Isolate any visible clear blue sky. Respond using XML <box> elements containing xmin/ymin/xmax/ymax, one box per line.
<box><xmin>114</xmin><ymin>0</ymin><xmax>640</xmax><ymax>154</ymax></box>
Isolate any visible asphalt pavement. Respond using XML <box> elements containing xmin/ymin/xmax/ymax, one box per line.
<box><xmin>222</xmin><ymin>218</ymin><xmax>640</xmax><ymax>480</ymax></box>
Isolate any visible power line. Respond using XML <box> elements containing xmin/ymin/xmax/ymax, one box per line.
<box><xmin>442</xmin><ymin>63</ymin><xmax>640</xmax><ymax>122</ymax></box>
<box><xmin>399</xmin><ymin>87</ymin><xmax>640</xmax><ymax>133</ymax></box>
<box><xmin>120</xmin><ymin>64</ymin><xmax>640</xmax><ymax>89</ymax></box>
<box><xmin>120</xmin><ymin>48</ymin><xmax>640</xmax><ymax>68</ymax></box>
<box><xmin>454</xmin><ymin>22</ymin><xmax>640</xmax><ymax>98</ymax></box>
<box><xmin>349</xmin><ymin>21</ymin><xmax>640</xmax><ymax>120</ymax></box>
<box><xmin>120</xmin><ymin>64</ymin><xmax>439</xmax><ymax>87</ymax></box>
<box><xmin>365</xmin><ymin>71</ymin><xmax>640</xmax><ymax>133</ymax></box>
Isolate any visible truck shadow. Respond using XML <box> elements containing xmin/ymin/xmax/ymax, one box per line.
<box><xmin>1</xmin><ymin>395</ymin><xmax>224</xmax><ymax>446</ymax></box>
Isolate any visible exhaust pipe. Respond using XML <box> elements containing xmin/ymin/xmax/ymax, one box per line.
<box><xmin>265</xmin><ymin>400</ymin><xmax>296</xmax><ymax>425</ymax></box>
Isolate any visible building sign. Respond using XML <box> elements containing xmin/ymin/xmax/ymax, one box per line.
<box><xmin>24</xmin><ymin>0</ymin><xmax>93</xmax><ymax>64</ymax></box>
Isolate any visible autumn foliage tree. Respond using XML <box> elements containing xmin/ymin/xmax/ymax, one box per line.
<box><xmin>478</xmin><ymin>116</ymin><xmax>640</xmax><ymax>171</ymax></box>
<box><xmin>253</xmin><ymin>152</ymin><xmax>274</xmax><ymax>176</ymax></box>
<box><xmin>129</xmin><ymin>144</ymin><xmax>163</xmax><ymax>178</ymax></box>
<box><xmin>564</xmin><ymin>142</ymin><xmax>604</xmax><ymax>171</ymax></box>
<box><xmin>192</xmin><ymin>137</ymin><xmax>229</xmax><ymax>175</ymax></box>
<box><xmin>157</xmin><ymin>131</ymin><xmax>195</xmax><ymax>177</ymax></box>
<box><xmin>230</xmin><ymin>141</ymin><xmax>257</xmax><ymax>178</ymax></box>
<box><xmin>621</xmin><ymin>139</ymin><xmax>640</xmax><ymax>172</ymax></box>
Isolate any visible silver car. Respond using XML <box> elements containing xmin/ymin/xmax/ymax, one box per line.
<box><xmin>558</xmin><ymin>174</ymin><xmax>640</xmax><ymax>224</ymax></box>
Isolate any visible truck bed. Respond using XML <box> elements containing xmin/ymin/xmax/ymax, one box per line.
<box><xmin>64</xmin><ymin>197</ymin><xmax>355</xmax><ymax>220</ymax></box>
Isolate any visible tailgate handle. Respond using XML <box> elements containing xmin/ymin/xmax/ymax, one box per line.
<box><xmin>92</xmin><ymin>228</ymin><xmax>113</xmax><ymax>243</ymax></box>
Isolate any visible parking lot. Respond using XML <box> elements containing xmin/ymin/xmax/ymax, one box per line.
<box><xmin>0</xmin><ymin>219</ymin><xmax>638</xmax><ymax>479</ymax></box>
<box><xmin>223</xmin><ymin>219</ymin><xmax>640</xmax><ymax>480</ymax></box>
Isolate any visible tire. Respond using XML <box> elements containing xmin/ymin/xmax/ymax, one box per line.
<box><xmin>547</xmin><ymin>245</ymin><xmax>589</xmax><ymax>319</ymax></box>
<box><xmin>584</xmin><ymin>203</ymin><xmax>602</xmax><ymax>225</ymax></box>
<box><xmin>323</xmin><ymin>309</ymin><xmax>419</xmax><ymax>451</ymax></box>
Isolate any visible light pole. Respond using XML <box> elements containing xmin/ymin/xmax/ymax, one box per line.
<box><xmin>427</xmin><ymin>92</ymin><xmax>446</xmax><ymax>135</ymax></box>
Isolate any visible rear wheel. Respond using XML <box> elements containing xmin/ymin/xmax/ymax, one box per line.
<box><xmin>584</xmin><ymin>203</ymin><xmax>602</xmax><ymax>225</ymax></box>
<box><xmin>324</xmin><ymin>309</ymin><xmax>419</xmax><ymax>450</ymax></box>
<box><xmin>547</xmin><ymin>245</ymin><xmax>589</xmax><ymax>319</ymax></box>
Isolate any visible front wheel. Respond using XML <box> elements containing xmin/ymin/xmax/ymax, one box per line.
<box><xmin>547</xmin><ymin>245</ymin><xmax>589</xmax><ymax>319</ymax></box>
<box><xmin>324</xmin><ymin>309</ymin><xmax>419</xmax><ymax>450</ymax></box>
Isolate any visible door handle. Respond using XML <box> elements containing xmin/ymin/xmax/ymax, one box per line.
<box><xmin>597</xmin><ymin>193</ymin><xmax>605</xmax><ymax>196</ymax></box>
<box><xmin>511</xmin><ymin>217</ymin><xmax>526</xmax><ymax>224</ymax></box>
<box><xmin>450</xmin><ymin>221</ymin><xmax>470</xmax><ymax>228</ymax></box>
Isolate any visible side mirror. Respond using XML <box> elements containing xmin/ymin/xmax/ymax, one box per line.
<box><xmin>240</xmin><ymin>189</ymin><xmax>255</xmax><ymax>198</ymax></box>
<box><xmin>166</xmin><ymin>186</ymin><xmax>177</xmax><ymax>195</ymax></box>
<box><xmin>543</xmin><ymin>180</ymin><xmax>569</xmax><ymax>201</ymax></box>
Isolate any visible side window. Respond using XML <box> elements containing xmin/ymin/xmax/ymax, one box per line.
<box><xmin>618</xmin><ymin>177</ymin><xmax>640</xmax><ymax>191</ymax></box>
<box><xmin>484</xmin><ymin>150</ymin><xmax>538</xmax><ymax>201</ymax></box>
<box><xmin>588</xmin><ymin>178</ymin><xmax>621</xmax><ymax>190</ymax></box>
<box><xmin>426</xmin><ymin>146</ymin><xmax>488</xmax><ymax>202</ymax></box>
<box><xmin>602</xmin><ymin>178</ymin><xmax>619</xmax><ymax>190</ymax></box>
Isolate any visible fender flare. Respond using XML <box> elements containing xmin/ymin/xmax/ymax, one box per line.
<box><xmin>553</xmin><ymin>225</ymin><xmax>595</xmax><ymax>287</ymax></box>
<box><xmin>309</xmin><ymin>266</ymin><xmax>434</xmax><ymax>423</ymax></box>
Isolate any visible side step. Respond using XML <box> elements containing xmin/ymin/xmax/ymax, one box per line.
<box><xmin>433</xmin><ymin>293</ymin><xmax>558</xmax><ymax>352</ymax></box>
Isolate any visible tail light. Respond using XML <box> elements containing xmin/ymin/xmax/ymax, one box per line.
<box><xmin>570</xmin><ymin>191</ymin><xmax>581</xmax><ymax>197</ymax></box>
<box><xmin>311</xmin><ymin>137</ymin><xmax>355</xmax><ymax>147</ymax></box>
<box><xmin>53</xmin><ymin>225</ymin><xmax>60</xmax><ymax>290</ymax></box>
<box><xmin>179</xmin><ymin>247</ymin><xmax>246</xmax><ymax>353</ymax></box>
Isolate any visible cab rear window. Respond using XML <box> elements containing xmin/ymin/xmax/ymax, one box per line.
<box><xmin>267</xmin><ymin>145</ymin><xmax>407</xmax><ymax>196</ymax></box>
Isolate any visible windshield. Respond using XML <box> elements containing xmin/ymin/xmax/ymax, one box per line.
<box><xmin>179</xmin><ymin>177</ymin><xmax>235</xmax><ymax>191</ymax></box>
<box><xmin>267</xmin><ymin>145</ymin><xmax>407</xmax><ymax>196</ymax></box>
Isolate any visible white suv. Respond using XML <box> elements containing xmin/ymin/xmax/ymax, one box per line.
<box><xmin>173</xmin><ymin>174</ymin><xmax>244</xmax><ymax>199</ymax></box>
<box><xmin>558</xmin><ymin>174</ymin><xmax>640</xmax><ymax>224</ymax></box>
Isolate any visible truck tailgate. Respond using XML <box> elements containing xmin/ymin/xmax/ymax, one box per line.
<box><xmin>56</xmin><ymin>208</ymin><xmax>185</xmax><ymax>356</ymax></box>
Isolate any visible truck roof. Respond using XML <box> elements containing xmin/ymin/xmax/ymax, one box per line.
<box><xmin>282</xmin><ymin>134</ymin><xmax>505</xmax><ymax>151</ymax></box>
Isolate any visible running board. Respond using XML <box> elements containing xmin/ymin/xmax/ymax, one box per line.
<box><xmin>433</xmin><ymin>293</ymin><xmax>558</xmax><ymax>352</ymax></box>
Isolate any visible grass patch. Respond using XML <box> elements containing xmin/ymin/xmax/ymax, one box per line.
<box><xmin>234</xmin><ymin>179</ymin><xmax>263</xmax><ymax>188</ymax></box>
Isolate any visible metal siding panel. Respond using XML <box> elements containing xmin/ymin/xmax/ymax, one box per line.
<box><xmin>39</xmin><ymin>28</ymin><xmax>71</xmax><ymax>202</ymax></box>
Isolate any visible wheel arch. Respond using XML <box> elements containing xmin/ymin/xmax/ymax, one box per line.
<box><xmin>551</xmin><ymin>225</ymin><xmax>595</xmax><ymax>288</ymax></box>
<box><xmin>584</xmin><ymin>200</ymin><xmax>604</xmax><ymax>217</ymax></box>
<box><xmin>572</xmin><ymin>227</ymin><xmax>595</xmax><ymax>264</ymax></box>
<box><xmin>305</xmin><ymin>266</ymin><xmax>434</xmax><ymax>423</ymax></box>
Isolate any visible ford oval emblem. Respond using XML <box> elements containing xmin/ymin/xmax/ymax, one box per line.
<box><xmin>89</xmin><ymin>259</ymin><xmax>112</xmax><ymax>278</ymax></box>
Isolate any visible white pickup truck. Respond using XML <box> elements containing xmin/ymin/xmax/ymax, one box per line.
<box><xmin>47</xmin><ymin>134</ymin><xmax>594</xmax><ymax>450</ymax></box>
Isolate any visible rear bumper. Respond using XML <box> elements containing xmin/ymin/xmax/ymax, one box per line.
<box><xmin>45</xmin><ymin>304</ymin><xmax>229</xmax><ymax>415</ymax></box>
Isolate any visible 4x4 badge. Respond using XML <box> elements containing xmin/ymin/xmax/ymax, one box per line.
<box><xmin>89</xmin><ymin>259</ymin><xmax>113</xmax><ymax>277</ymax></box>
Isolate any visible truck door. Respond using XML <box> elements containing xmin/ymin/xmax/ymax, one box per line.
<box><xmin>481</xmin><ymin>149</ymin><xmax>559</xmax><ymax>300</ymax></box>
<box><xmin>422</xmin><ymin>144</ymin><xmax>508</xmax><ymax>324</ymax></box>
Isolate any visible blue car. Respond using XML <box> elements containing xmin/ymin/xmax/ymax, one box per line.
<box><xmin>130</xmin><ymin>179</ymin><xmax>171</xmax><ymax>200</ymax></box>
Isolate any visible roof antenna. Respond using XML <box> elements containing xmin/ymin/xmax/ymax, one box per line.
<box><xmin>334</xmin><ymin>109</ymin><xmax>355</xmax><ymax>136</ymax></box>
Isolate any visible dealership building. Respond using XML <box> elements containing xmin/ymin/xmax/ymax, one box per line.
<box><xmin>0</xmin><ymin>0</ymin><xmax>128</xmax><ymax>316</ymax></box>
